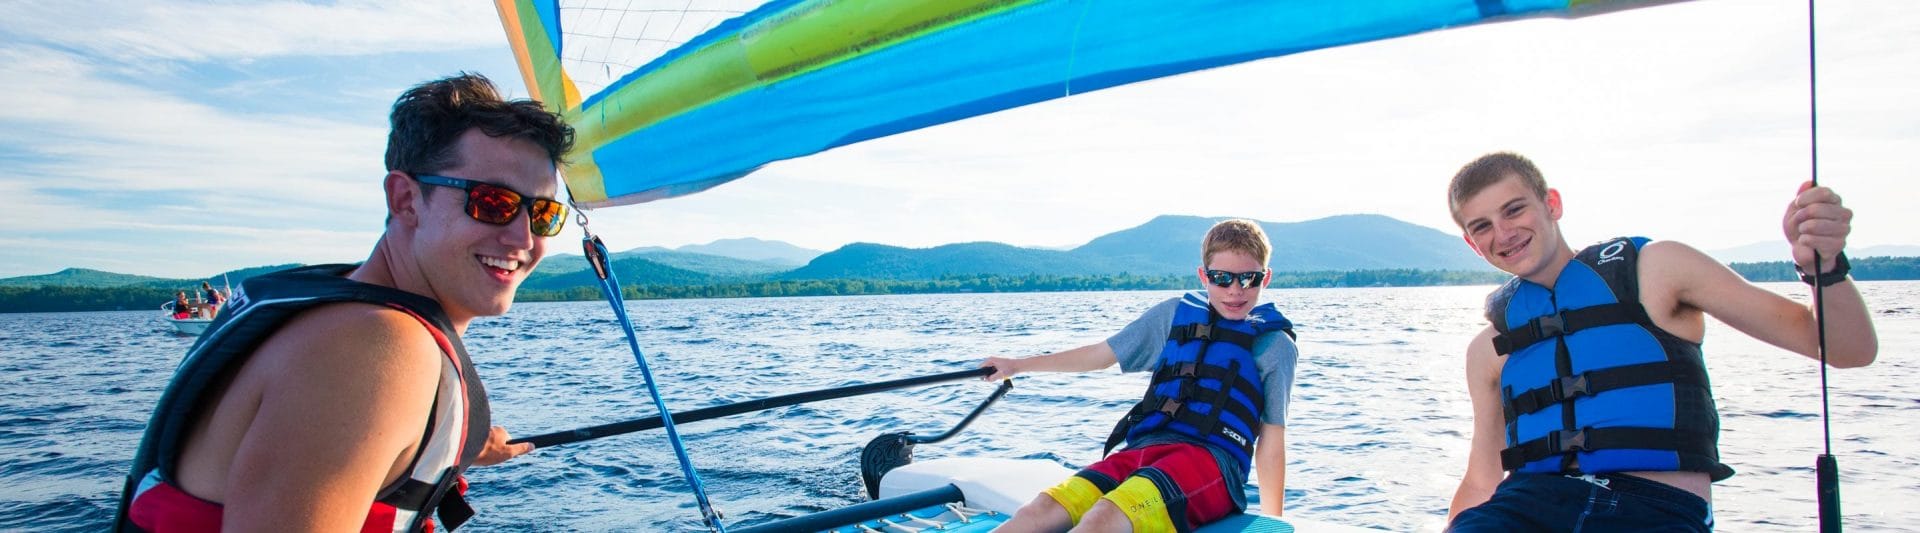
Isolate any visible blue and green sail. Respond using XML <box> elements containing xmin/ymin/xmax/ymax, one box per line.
<box><xmin>494</xmin><ymin>0</ymin><xmax>1665</xmax><ymax>209</ymax></box>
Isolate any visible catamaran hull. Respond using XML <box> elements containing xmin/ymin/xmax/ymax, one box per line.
<box><xmin>875</xmin><ymin>457</ymin><xmax>1381</xmax><ymax>532</ymax></box>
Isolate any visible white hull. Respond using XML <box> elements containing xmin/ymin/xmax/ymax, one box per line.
<box><xmin>165</xmin><ymin>317</ymin><xmax>211</xmax><ymax>335</ymax></box>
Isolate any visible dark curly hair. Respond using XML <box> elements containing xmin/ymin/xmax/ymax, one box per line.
<box><xmin>384</xmin><ymin>72</ymin><xmax>573</xmax><ymax>174</ymax></box>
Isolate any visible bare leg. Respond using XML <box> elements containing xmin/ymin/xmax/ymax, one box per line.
<box><xmin>997</xmin><ymin>493</ymin><xmax>1073</xmax><ymax>532</ymax></box>
<box><xmin>1070</xmin><ymin>500</ymin><xmax>1137</xmax><ymax>532</ymax></box>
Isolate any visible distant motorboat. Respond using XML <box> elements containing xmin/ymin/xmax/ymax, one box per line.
<box><xmin>161</xmin><ymin>300</ymin><xmax>211</xmax><ymax>336</ymax></box>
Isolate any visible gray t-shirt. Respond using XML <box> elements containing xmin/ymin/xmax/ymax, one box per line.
<box><xmin>1104</xmin><ymin>293</ymin><xmax>1301</xmax><ymax>509</ymax></box>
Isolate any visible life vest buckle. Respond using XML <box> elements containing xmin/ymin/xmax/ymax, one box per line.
<box><xmin>1191</xmin><ymin>323</ymin><xmax>1213</xmax><ymax>341</ymax></box>
<box><xmin>1158</xmin><ymin>398</ymin><xmax>1184</xmax><ymax>416</ymax></box>
<box><xmin>1175</xmin><ymin>362</ymin><xmax>1199</xmax><ymax>378</ymax></box>
<box><xmin>1533</xmin><ymin>312</ymin><xmax>1566</xmax><ymax>339</ymax></box>
<box><xmin>1551</xmin><ymin>374</ymin><xmax>1591</xmax><ymax>401</ymax></box>
<box><xmin>1550</xmin><ymin>429</ymin><xmax>1589</xmax><ymax>453</ymax></box>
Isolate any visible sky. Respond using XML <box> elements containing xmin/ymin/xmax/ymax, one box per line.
<box><xmin>0</xmin><ymin>0</ymin><xmax>1915</xmax><ymax>279</ymax></box>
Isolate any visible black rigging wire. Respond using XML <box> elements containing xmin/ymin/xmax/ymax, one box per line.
<box><xmin>1808</xmin><ymin>1</ymin><xmax>1842</xmax><ymax>531</ymax></box>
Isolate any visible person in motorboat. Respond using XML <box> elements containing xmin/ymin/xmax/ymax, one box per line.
<box><xmin>981</xmin><ymin>219</ymin><xmax>1300</xmax><ymax>532</ymax></box>
<box><xmin>200</xmin><ymin>281</ymin><xmax>226</xmax><ymax>318</ymax></box>
<box><xmin>171</xmin><ymin>292</ymin><xmax>192</xmax><ymax>320</ymax></box>
<box><xmin>1443</xmin><ymin>152</ymin><xmax>1878</xmax><ymax>532</ymax></box>
<box><xmin>116</xmin><ymin>73</ymin><xmax>573</xmax><ymax>533</ymax></box>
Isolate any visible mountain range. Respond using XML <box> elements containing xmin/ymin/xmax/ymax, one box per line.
<box><xmin>1</xmin><ymin>214</ymin><xmax>1487</xmax><ymax>291</ymax></box>
<box><xmin>785</xmin><ymin>214</ymin><xmax>1490</xmax><ymax>281</ymax></box>
<box><xmin>0</xmin><ymin>264</ymin><xmax>302</xmax><ymax>291</ymax></box>
<box><xmin>10</xmin><ymin>213</ymin><xmax>1914</xmax><ymax>292</ymax></box>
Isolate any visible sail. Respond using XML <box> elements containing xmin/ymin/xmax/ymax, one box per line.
<box><xmin>495</xmin><ymin>0</ymin><xmax>1676</xmax><ymax>209</ymax></box>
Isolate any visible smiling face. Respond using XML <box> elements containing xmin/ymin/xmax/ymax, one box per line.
<box><xmin>1454</xmin><ymin>174</ymin><xmax>1572</xmax><ymax>285</ymax></box>
<box><xmin>1202</xmin><ymin>249</ymin><xmax>1267</xmax><ymax>320</ymax></box>
<box><xmin>403</xmin><ymin>128</ymin><xmax>559</xmax><ymax>325</ymax></box>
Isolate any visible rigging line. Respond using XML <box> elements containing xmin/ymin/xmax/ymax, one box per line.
<box><xmin>582</xmin><ymin>231</ymin><xmax>728</xmax><ymax>532</ymax></box>
<box><xmin>1807</xmin><ymin>1</ymin><xmax>1841</xmax><ymax>532</ymax></box>
<box><xmin>1807</xmin><ymin>0</ymin><xmax>1831</xmax><ymax>455</ymax></box>
<box><xmin>513</xmin><ymin>367</ymin><xmax>994</xmax><ymax>449</ymax></box>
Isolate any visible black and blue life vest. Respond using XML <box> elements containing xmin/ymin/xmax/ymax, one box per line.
<box><xmin>1487</xmin><ymin>237</ymin><xmax>1733</xmax><ymax>480</ymax></box>
<box><xmin>1104</xmin><ymin>292</ymin><xmax>1295</xmax><ymax>477</ymax></box>
<box><xmin>115</xmin><ymin>264</ymin><xmax>492</xmax><ymax>532</ymax></box>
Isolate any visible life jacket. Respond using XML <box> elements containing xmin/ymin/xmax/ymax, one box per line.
<box><xmin>115</xmin><ymin>264</ymin><xmax>492</xmax><ymax>532</ymax></box>
<box><xmin>1104</xmin><ymin>292</ymin><xmax>1295</xmax><ymax>477</ymax></box>
<box><xmin>1486</xmin><ymin>237</ymin><xmax>1733</xmax><ymax>480</ymax></box>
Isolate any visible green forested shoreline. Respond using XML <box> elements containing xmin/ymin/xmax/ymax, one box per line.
<box><xmin>0</xmin><ymin>285</ymin><xmax>187</xmax><ymax>313</ymax></box>
<box><xmin>4</xmin><ymin>257</ymin><xmax>1917</xmax><ymax>313</ymax></box>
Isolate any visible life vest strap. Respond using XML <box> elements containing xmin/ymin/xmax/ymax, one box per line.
<box><xmin>1147</xmin><ymin>363</ymin><xmax>1262</xmax><ymax>407</ymax></box>
<box><xmin>1104</xmin><ymin>366</ymin><xmax>1262</xmax><ymax>458</ymax></box>
<box><xmin>377</xmin><ymin>474</ymin><xmax>472</xmax><ymax>531</ymax></box>
<box><xmin>435</xmin><ymin>477</ymin><xmax>474</xmax><ymax>531</ymax></box>
<box><xmin>1499</xmin><ymin>427</ymin><xmax>1717</xmax><ymax>471</ymax></box>
<box><xmin>1103</xmin><ymin>408</ymin><xmax>1141</xmax><ymax>457</ymax></box>
<box><xmin>1168</xmin><ymin>323</ymin><xmax>1257</xmax><ymax>351</ymax></box>
<box><xmin>1501</xmin><ymin>360</ymin><xmax>1709</xmax><ymax>419</ymax></box>
<box><xmin>1166</xmin><ymin>404</ymin><xmax>1257</xmax><ymax>449</ymax></box>
<box><xmin>1152</xmin><ymin>384</ymin><xmax>1258</xmax><ymax>424</ymax></box>
<box><xmin>1492</xmin><ymin>302</ymin><xmax>1651</xmax><ymax>355</ymax></box>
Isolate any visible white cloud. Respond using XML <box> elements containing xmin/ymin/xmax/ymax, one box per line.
<box><xmin>0</xmin><ymin>44</ymin><xmax>387</xmax><ymax>210</ymax></box>
<box><xmin>0</xmin><ymin>42</ymin><xmax>393</xmax><ymax>277</ymax></box>
<box><xmin>0</xmin><ymin>0</ymin><xmax>501</xmax><ymax>61</ymax></box>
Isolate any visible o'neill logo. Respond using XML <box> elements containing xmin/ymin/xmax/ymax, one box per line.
<box><xmin>1597</xmin><ymin>240</ymin><xmax>1628</xmax><ymax>265</ymax></box>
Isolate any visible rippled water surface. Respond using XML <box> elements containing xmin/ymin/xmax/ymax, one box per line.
<box><xmin>3</xmin><ymin>283</ymin><xmax>1916</xmax><ymax>531</ymax></box>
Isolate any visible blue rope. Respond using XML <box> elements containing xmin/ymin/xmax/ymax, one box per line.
<box><xmin>583</xmin><ymin>234</ymin><xmax>727</xmax><ymax>532</ymax></box>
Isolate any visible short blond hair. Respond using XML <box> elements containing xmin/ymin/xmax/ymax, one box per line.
<box><xmin>1202</xmin><ymin>219</ymin><xmax>1271</xmax><ymax>267</ymax></box>
<box><xmin>1448</xmin><ymin>152</ymin><xmax>1548</xmax><ymax>226</ymax></box>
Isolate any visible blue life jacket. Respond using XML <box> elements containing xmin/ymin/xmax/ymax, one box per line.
<box><xmin>1487</xmin><ymin>237</ymin><xmax>1733</xmax><ymax>480</ymax></box>
<box><xmin>1104</xmin><ymin>292</ymin><xmax>1295</xmax><ymax>477</ymax></box>
<box><xmin>115</xmin><ymin>264</ymin><xmax>492</xmax><ymax>532</ymax></box>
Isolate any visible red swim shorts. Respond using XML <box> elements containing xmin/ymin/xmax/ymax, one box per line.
<box><xmin>1042</xmin><ymin>442</ymin><xmax>1236</xmax><ymax>531</ymax></box>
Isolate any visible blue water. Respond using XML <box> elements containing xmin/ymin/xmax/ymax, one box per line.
<box><xmin>2</xmin><ymin>283</ymin><xmax>1916</xmax><ymax>531</ymax></box>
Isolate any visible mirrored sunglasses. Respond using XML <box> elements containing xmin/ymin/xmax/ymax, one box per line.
<box><xmin>413</xmin><ymin>174</ymin><xmax>567</xmax><ymax>237</ymax></box>
<box><xmin>1204</xmin><ymin>269</ymin><xmax>1269</xmax><ymax>288</ymax></box>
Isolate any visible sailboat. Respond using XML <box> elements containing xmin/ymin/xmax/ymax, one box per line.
<box><xmin>489</xmin><ymin>1</ymin><xmax>1839</xmax><ymax>531</ymax></box>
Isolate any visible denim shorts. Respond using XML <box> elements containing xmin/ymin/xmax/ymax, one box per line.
<box><xmin>1448</xmin><ymin>473</ymin><xmax>1714</xmax><ymax>532</ymax></box>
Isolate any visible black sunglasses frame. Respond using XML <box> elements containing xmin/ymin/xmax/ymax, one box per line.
<box><xmin>1203</xmin><ymin>268</ymin><xmax>1269</xmax><ymax>289</ymax></box>
<box><xmin>412</xmin><ymin>174</ymin><xmax>567</xmax><ymax>237</ymax></box>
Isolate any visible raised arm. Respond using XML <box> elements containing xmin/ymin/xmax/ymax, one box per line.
<box><xmin>980</xmin><ymin>341</ymin><xmax>1120</xmax><ymax>381</ymax></box>
<box><xmin>1644</xmin><ymin>240</ymin><xmax>1873</xmax><ymax>367</ymax></box>
<box><xmin>1448</xmin><ymin>327</ymin><xmax>1508</xmax><ymax>520</ymax></box>
<box><xmin>1639</xmin><ymin>184</ymin><xmax>1876</xmax><ymax>367</ymax></box>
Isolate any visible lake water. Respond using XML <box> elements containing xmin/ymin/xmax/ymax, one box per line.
<box><xmin>2</xmin><ymin>283</ymin><xmax>1916</xmax><ymax>531</ymax></box>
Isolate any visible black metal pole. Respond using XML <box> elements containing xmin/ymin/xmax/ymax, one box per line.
<box><xmin>1808</xmin><ymin>1</ymin><xmax>1841</xmax><ymax>531</ymax></box>
<box><xmin>908</xmin><ymin>379</ymin><xmax>1013</xmax><ymax>445</ymax></box>
<box><xmin>513</xmin><ymin>367</ymin><xmax>995</xmax><ymax>449</ymax></box>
